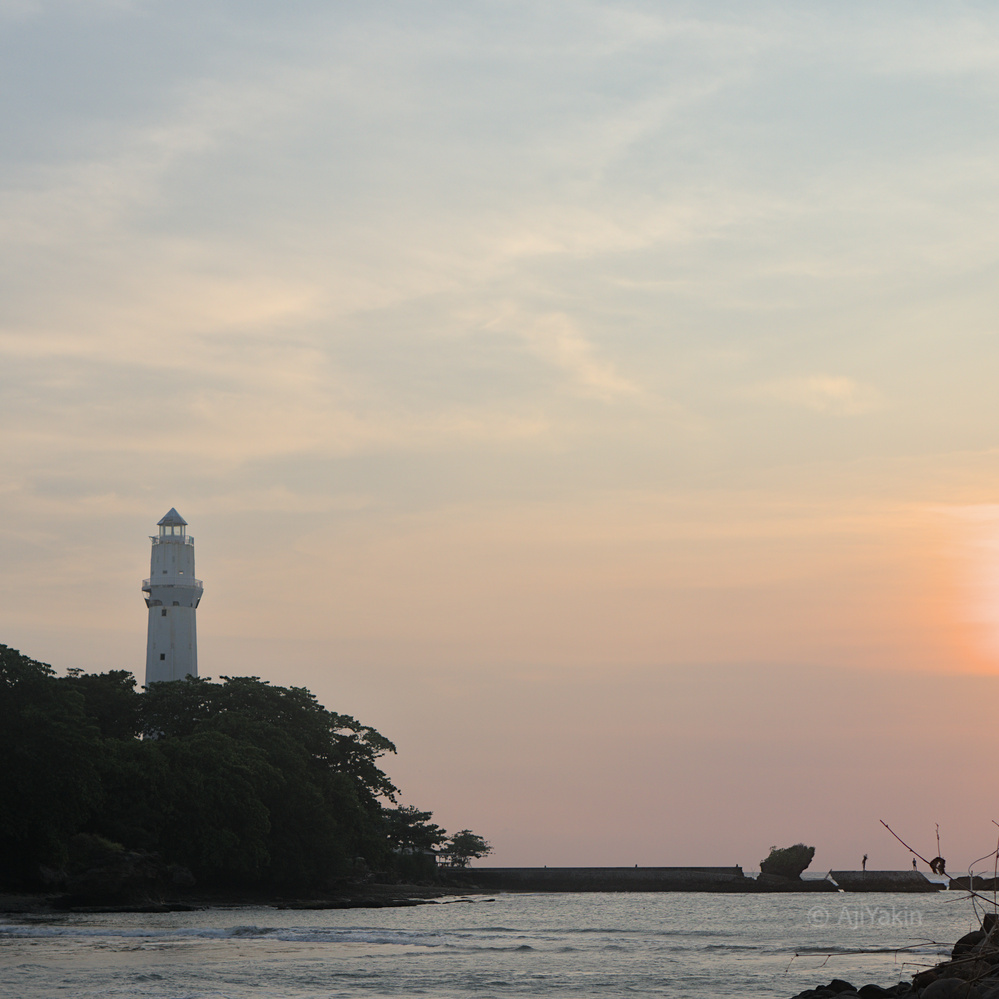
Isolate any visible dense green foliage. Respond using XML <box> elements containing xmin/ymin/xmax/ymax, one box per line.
<box><xmin>759</xmin><ymin>843</ymin><xmax>815</xmax><ymax>879</ymax></box>
<box><xmin>0</xmin><ymin>644</ymin><xmax>486</xmax><ymax>890</ymax></box>
<box><xmin>440</xmin><ymin>830</ymin><xmax>493</xmax><ymax>867</ymax></box>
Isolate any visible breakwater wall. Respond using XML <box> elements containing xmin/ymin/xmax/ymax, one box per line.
<box><xmin>828</xmin><ymin>870</ymin><xmax>942</xmax><ymax>892</ymax></box>
<box><xmin>455</xmin><ymin>867</ymin><xmax>943</xmax><ymax>893</ymax></box>
<box><xmin>465</xmin><ymin>866</ymin><xmax>751</xmax><ymax>892</ymax></box>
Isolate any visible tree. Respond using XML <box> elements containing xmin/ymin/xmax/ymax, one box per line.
<box><xmin>140</xmin><ymin>676</ymin><xmax>398</xmax><ymax>800</ymax></box>
<box><xmin>152</xmin><ymin>731</ymin><xmax>279</xmax><ymax>880</ymax></box>
<box><xmin>138</xmin><ymin>675</ymin><xmax>401</xmax><ymax>882</ymax></box>
<box><xmin>62</xmin><ymin>669</ymin><xmax>140</xmax><ymax>739</ymax></box>
<box><xmin>0</xmin><ymin>646</ymin><xmax>104</xmax><ymax>883</ymax></box>
<box><xmin>0</xmin><ymin>649</ymin><xmax>490</xmax><ymax>892</ymax></box>
<box><xmin>383</xmin><ymin>805</ymin><xmax>448</xmax><ymax>853</ymax></box>
<box><xmin>440</xmin><ymin>830</ymin><xmax>492</xmax><ymax>868</ymax></box>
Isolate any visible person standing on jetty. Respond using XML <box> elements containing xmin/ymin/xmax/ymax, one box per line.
<box><xmin>862</xmin><ymin>854</ymin><xmax>867</xmax><ymax>871</ymax></box>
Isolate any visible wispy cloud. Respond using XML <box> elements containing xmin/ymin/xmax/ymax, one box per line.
<box><xmin>483</xmin><ymin>308</ymin><xmax>641</xmax><ymax>401</ymax></box>
<box><xmin>746</xmin><ymin>376</ymin><xmax>884</xmax><ymax>416</ymax></box>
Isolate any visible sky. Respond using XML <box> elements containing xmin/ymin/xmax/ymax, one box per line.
<box><xmin>3</xmin><ymin>0</ymin><xmax>999</xmax><ymax>872</ymax></box>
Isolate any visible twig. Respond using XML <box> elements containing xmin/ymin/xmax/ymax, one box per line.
<box><xmin>880</xmin><ymin>819</ymin><xmax>933</xmax><ymax>867</ymax></box>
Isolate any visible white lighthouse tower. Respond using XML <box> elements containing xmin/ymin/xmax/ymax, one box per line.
<box><xmin>142</xmin><ymin>508</ymin><xmax>203</xmax><ymax>685</ymax></box>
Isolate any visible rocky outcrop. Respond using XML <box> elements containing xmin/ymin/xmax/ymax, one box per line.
<box><xmin>761</xmin><ymin>845</ymin><xmax>816</xmax><ymax>880</ymax></box>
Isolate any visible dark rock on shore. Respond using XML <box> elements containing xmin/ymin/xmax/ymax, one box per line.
<box><xmin>918</xmin><ymin>982</ymin><xmax>982</xmax><ymax>999</ymax></box>
<box><xmin>790</xmin><ymin>978</ymin><xmax>912</xmax><ymax>998</ymax></box>
<box><xmin>790</xmin><ymin>915</ymin><xmax>999</xmax><ymax>999</ymax></box>
<box><xmin>0</xmin><ymin>880</ymin><xmax>473</xmax><ymax>915</ymax></box>
<box><xmin>791</xmin><ymin>978</ymin><xmax>912</xmax><ymax>998</ymax></box>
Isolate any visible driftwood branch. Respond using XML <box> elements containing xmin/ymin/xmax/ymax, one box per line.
<box><xmin>879</xmin><ymin>819</ymin><xmax>932</xmax><ymax>867</ymax></box>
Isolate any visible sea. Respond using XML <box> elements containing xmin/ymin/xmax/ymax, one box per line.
<box><xmin>0</xmin><ymin>890</ymin><xmax>986</xmax><ymax>999</ymax></box>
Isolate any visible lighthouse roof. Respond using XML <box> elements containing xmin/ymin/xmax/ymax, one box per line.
<box><xmin>157</xmin><ymin>508</ymin><xmax>188</xmax><ymax>527</ymax></box>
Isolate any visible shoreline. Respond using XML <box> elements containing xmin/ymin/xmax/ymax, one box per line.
<box><xmin>0</xmin><ymin>882</ymin><xmax>467</xmax><ymax>916</ymax></box>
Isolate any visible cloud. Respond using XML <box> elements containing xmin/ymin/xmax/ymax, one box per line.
<box><xmin>850</xmin><ymin>9</ymin><xmax>999</xmax><ymax>78</ymax></box>
<box><xmin>483</xmin><ymin>308</ymin><xmax>641</xmax><ymax>401</ymax></box>
<box><xmin>747</xmin><ymin>375</ymin><xmax>884</xmax><ymax>415</ymax></box>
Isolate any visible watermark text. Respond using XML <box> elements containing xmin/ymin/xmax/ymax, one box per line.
<box><xmin>807</xmin><ymin>904</ymin><xmax>924</xmax><ymax>930</ymax></box>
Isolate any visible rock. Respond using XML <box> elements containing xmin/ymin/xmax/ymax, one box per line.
<box><xmin>828</xmin><ymin>981</ymin><xmax>858</xmax><ymax>994</ymax></box>
<box><xmin>760</xmin><ymin>844</ymin><xmax>815</xmax><ymax>879</ymax></box>
<box><xmin>962</xmin><ymin>962</ymin><xmax>995</xmax><ymax>983</ymax></box>
<box><xmin>954</xmin><ymin>931</ymin><xmax>987</xmax><ymax>959</ymax></box>
<box><xmin>915</xmin><ymin>971</ymin><xmax>943</xmax><ymax>990</ymax></box>
<box><xmin>919</xmin><ymin>979</ymin><xmax>982</xmax><ymax>999</ymax></box>
<box><xmin>859</xmin><ymin>985</ymin><xmax>895</xmax><ymax>997</ymax></box>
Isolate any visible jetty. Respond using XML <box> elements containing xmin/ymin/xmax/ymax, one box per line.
<box><xmin>459</xmin><ymin>867</ymin><xmax>943</xmax><ymax>892</ymax></box>
<box><xmin>466</xmin><ymin>866</ymin><xmax>750</xmax><ymax>892</ymax></box>
<box><xmin>827</xmin><ymin>870</ymin><xmax>942</xmax><ymax>892</ymax></box>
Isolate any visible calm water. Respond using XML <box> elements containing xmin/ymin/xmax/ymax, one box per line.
<box><xmin>0</xmin><ymin>891</ymin><xmax>982</xmax><ymax>998</ymax></box>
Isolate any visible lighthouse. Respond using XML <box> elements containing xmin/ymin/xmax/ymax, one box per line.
<box><xmin>142</xmin><ymin>508</ymin><xmax>203</xmax><ymax>685</ymax></box>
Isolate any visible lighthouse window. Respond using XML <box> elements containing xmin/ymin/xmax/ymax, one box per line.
<box><xmin>159</xmin><ymin>653</ymin><xmax>166</xmax><ymax>660</ymax></box>
<box><xmin>161</xmin><ymin>609</ymin><xmax>167</xmax><ymax>617</ymax></box>
<box><xmin>172</xmin><ymin>601</ymin><xmax>180</xmax><ymax>606</ymax></box>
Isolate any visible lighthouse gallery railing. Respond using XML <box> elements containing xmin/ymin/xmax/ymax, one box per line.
<box><xmin>142</xmin><ymin>577</ymin><xmax>204</xmax><ymax>590</ymax></box>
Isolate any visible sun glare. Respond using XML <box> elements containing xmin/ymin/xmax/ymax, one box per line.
<box><xmin>940</xmin><ymin>504</ymin><xmax>999</xmax><ymax>672</ymax></box>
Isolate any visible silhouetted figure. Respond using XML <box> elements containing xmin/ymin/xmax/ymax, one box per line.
<box><xmin>913</xmin><ymin>858</ymin><xmax>917</xmax><ymax>870</ymax></box>
<box><xmin>862</xmin><ymin>854</ymin><xmax>868</xmax><ymax>872</ymax></box>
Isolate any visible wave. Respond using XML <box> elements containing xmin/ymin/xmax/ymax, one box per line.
<box><xmin>791</xmin><ymin>944</ymin><xmax>948</xmax><ymax>956</ymax></box>
<box><xmin>538</xmin><ymin>926</ymin><xmax>737</xmax><ymax>937</ymax></box>
<box><xmin>0</xmin><ymin>923</ymin><xmax>538</xmax><ymax>950</ymax></box>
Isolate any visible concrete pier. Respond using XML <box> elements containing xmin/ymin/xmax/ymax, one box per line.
<box><xmin>455</xmin><ymin>867</ymin><xmax>942</xmax><ymax>892</ymax></box>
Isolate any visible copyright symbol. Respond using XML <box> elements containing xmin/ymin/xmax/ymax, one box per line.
<box><xmin>808</xmin><ymin>905</ymin><xmax>830</xmax><ymax>926</ymax></box>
